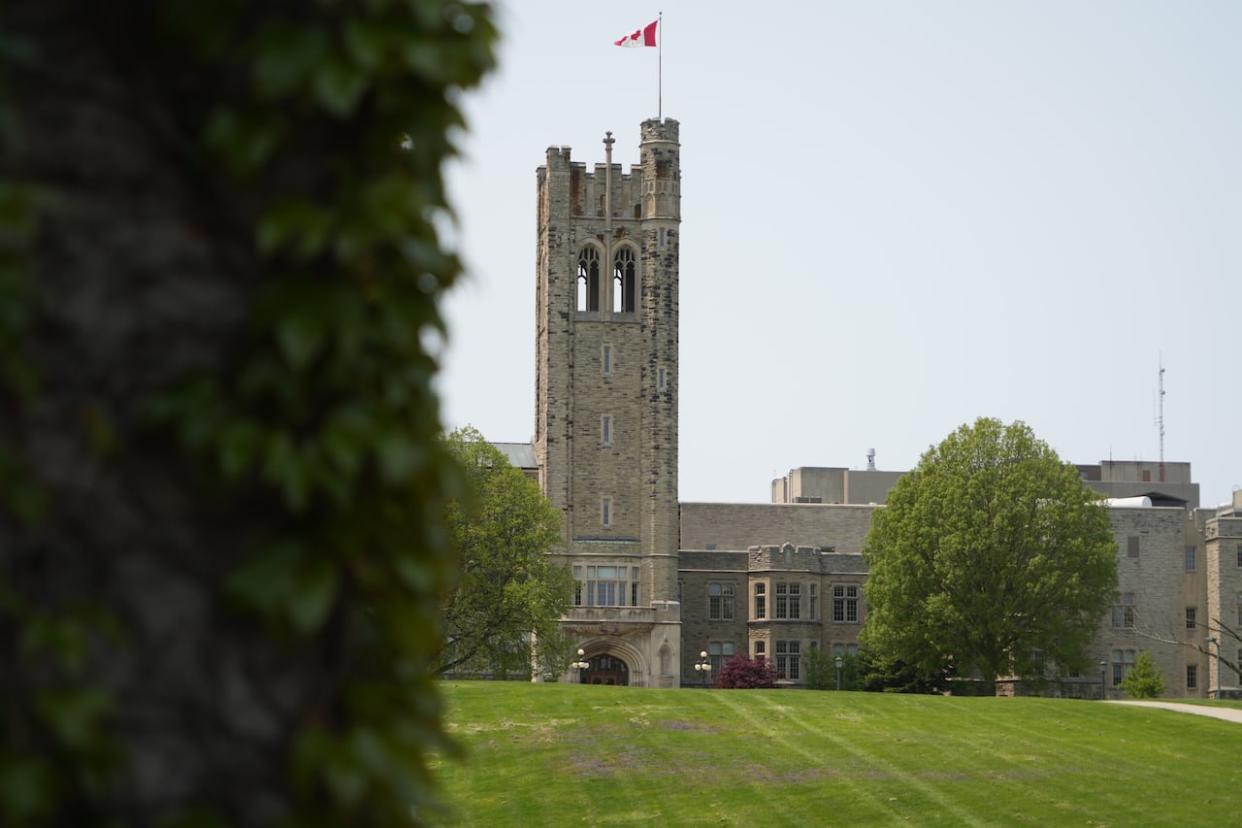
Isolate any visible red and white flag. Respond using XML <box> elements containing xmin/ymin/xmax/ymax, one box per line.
<box><xmin>614</xmin><ymin>19</ymin><xmax>658</xmax><ymax>48</ymax></box>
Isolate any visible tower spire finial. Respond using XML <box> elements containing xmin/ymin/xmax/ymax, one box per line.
<box><xmin>603</xmin><ymin>131</ymin><xmax>615</xmax><ymax>232</ymax></box>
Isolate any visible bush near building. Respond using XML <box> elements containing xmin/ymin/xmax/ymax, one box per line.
<box><xmin>1121</xmin><ymin>650</ymin><xmax>1166</xmax><ymax>698</ymax></box>
<box><xmin>714</xmin><ymin>654</ymin><xmax>779</xmax><ymax>688</ymax></box>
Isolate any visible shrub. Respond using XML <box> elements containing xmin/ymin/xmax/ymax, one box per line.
<box><xmin>1121</xmin><ymin>651</ymin><xmax>1165</xmax><ymax>699</ymax></box>
<box><xmin>714</xmin><ymin>654</ymin><xmax>779</xmax><ymax>689</ymax></box>
<box><xmin>805</xmin><ymin>649</ymin><xmax>865</xmax><ymax>690</ymax></box>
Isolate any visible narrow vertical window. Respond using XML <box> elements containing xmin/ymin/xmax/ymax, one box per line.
<box><xmin>1186</xmin><ymin>607</ymin><xmax>1197</xmax><ymax>630</ymax></box>
<box><xmin>788</xmin><ymin>583</ymin><xmax>801</xmax><ymax>620</ymax></box>
<box><xmin>809</xmin><ymin>583</ymin><xmax>818</xmax><ymax>620</ymax></box>
<box><xmin>601</xmin><ymin>344</ymin><xmax>612</xmax><ymax>376</ymax></box>
<box><xmin>613</xmin><ymin>247</ymin><xmax>636</xmax><ymax>313</ymax></box>
<box><xmin>754</xmin><ymin>583</ymin><xmax>766</xmax><ymax>620</ymax></box>
<box><xmin>657</xmin><ymin>366</ymin><xmax>667</xmax><ymax>392</ymax></box>
<box><xmin>577</xmin><ymin>246</ymin><xmax>599</xmax><ymax>312</ymax></box>
<box><xmin>1185</xmin><ymin>545</ymin><xmax>1196</xmax><ymax>571</ymax></box>
<box><xmin>1187</xmin><ymin>664</ymin><xmax>1198</xmax><ymax>690</ymax></box>
<box><xmin>754</xmin><ymin>640</ymin><xmax>765</xmax><ymax>659</ymax></box>
<box><xmin>601</xmin><ymin>497</ymin><xmax>611</xmax><ymax>528</ymax></box>
<box><xmin>600</xmin><ymin>415</ymin><xmax>612</xmax><ymax>447</ymax></box>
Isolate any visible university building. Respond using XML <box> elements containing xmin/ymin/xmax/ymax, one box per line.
<box><xmin>500</xmin><ymin>117</ymin><xmax>1242</xmax><ymax>697</ymax></box>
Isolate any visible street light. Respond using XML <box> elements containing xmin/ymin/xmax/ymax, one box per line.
<box><xmin>693</xmin><ymin>650</ymin><xmax>711</xmax><ymax>687</ymax></box>
<box><xmin>1099</xmin><ymin>659</ymin><xmax>1107</xmax><ymax>700</ymax></box>
<box><xmin>1207</xmin><ymin>636</ymin><xmax>1219</xmax><ymax>698</ymax></box>
<box><xmin>835</xmin><ymin>655</ymin><xmax>844</xmax><ymax>691</ymax></box>
<box><xmin>572</xmin><ymin>648</ymin><xmax>590</xmax><ymax>682</ymax></box>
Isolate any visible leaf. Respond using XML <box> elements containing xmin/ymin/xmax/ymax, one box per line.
<box><xmin>0</xmin><ymin>757</ymin><xmax>54</xmax><ymax>820</ymax></box>
<box><xmin>254</xmin><ymin>26</ymin><xmax>330</xmax><ymax>99</ymax></box>
<box><xmin>276</xmin><ymin>312</ymin><xmax>326</xmax><ymax>370</ymax></box>
<box><xmin>377</xmin><ymin>432</ymin><xmax>422</xmax><ymax>484</ymax></box>
<box><xmin>227</xmin><ymin>542</ymin><xmax>300</xmax><ymax>616</ymax></box>
<box><xmin>36</xmin><ymin>688</ymin><xmax>111</xmax><ymax>751</ymax></box>
<box><xmin>314</xmin><ymin>58</ymin><xmax>369</xmax><ymax>118</ymax></box>
<box><xmin>289</xmin><ymin>556</ymin><xmax>339</xmax><ymax>633</ymax></box>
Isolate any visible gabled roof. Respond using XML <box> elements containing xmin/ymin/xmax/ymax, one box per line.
<box><xmin>491</xmin><ymin>441</ymin><xmax>537</xmax><ymax>470</ymax></box>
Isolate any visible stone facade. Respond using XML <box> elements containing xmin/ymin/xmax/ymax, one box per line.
<box><xmin>1204</xmin><ymin>494</ymin><xmax>1242</xmax><ymax>696</ymax></box>
<box><xmin>533</xmin><ymin>119</ymin><xmax>682</xmax><ymax>687</ymax></box>
<box><xmin>516</xmin><ymin>118</ymin><xmax>1240</xmax><ymax>697</ymax></box>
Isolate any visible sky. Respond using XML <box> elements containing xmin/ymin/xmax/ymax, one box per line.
<box><xmin>439</xmin><ymin>0</ymin><xmax>1242</xmax><ymax>508</ymax></box>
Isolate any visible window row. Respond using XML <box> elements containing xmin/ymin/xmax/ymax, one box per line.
<box><xmin>576</xmin><ymin>246</ymin><xmax>637</xmax><ymax>313</ymax></box>
<box><xmin>749</xmin><ymin>582</ymin><xmax>859</xmax><ymax>622</ymax></box>
<box><xmin>572</xmin><ymin>565</ymin><xmax>640</xmax><ymax>608</ymax></box>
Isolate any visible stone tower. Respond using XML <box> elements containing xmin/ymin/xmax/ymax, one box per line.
<box><xmin>533</xmin><ymin>118</ymin><xmax>682</xmax><ymax>687</ymax></box>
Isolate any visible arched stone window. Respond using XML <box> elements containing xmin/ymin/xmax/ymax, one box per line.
<box><xmin>613</xmin><ymin>246</ymin><xmax>636</xmax><ymax>313</ymax></box>
<box><xmin>577</xmin><ymin>246</ymin><xmax>600</xmax><ymax>312</ymax></box>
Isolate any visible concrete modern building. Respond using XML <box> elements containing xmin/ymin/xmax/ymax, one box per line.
<box><xmin>508</xmin><ymin>118</ymin><xmax>1241</xmax><ymax>698</ymax></box>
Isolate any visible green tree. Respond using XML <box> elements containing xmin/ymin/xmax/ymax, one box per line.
<box><xmin>861</xmin><ymin>418</ymin><xmax>1118</xmax><ymax>694</ymax></box>
<box><xmin>438</xmin><ymin>428</ymin><xmax>571</xmax><ymax>678</ymax></box>
<box><xmin>1120</xmin><ymin>650</ymin><xmax>1165</xmax><ymax>698</ymax></box>
<box><xmin>0</xmin><ymin>2</ymin><xmax>496</xmax><ymax>824</ymax></box>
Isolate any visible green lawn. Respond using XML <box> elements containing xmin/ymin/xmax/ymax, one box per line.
<box><xmin>432</xmin><ymin>682</ymin><xmax>1242</xmax><ymax>826</ymax></box>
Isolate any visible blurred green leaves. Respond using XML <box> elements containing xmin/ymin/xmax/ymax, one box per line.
<box><xmin>2</xmin><ymin>0</ymin><xmax>498</xmax><ymax>823</ymax></box>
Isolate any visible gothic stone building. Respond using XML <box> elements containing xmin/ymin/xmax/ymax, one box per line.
<box><xmin>509</xmin><ymin>117</ymin><xmax>1242</xmax><ymax>697</ymax></box>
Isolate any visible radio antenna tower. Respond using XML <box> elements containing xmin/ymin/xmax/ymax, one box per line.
<box><xmin>1156</xmin><ymin>355</ymin><xmax>1166</xmax><ymax>483</ymax></box>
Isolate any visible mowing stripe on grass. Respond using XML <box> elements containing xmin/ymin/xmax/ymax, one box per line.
<box><xmin>957</xmin><ymin>700</ymin><xmax>1197</xmax><ymax>823</ymax></box>
<box><xmin>710</xmin><ymin>691</ymin><xmax>907</xmax><ymax>823</ymax></box>
<box><xmin>877</xmin><ymin>700</ymin><xmax>1075</xmax><ymax>818</ymax></box>
<box><xmin>747</xmin><ymin>693</ymin><xmax>988</xmax><ymax>827</ymax></box>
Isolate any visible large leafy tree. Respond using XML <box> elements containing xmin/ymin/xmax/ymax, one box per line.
<box><xmin>0</xmin><ymin>1</ymin><xmax>496</xmax><ymax>824</ymax></box>
<box><xmin>437</xmin><ymin>428</ymin><xmax>571</xmax><ymax>678</ymax></box>
<box><xmin>861</xmin><ymin>418</ymin><xmax>1117</xmax><ymax>692</ymax></box>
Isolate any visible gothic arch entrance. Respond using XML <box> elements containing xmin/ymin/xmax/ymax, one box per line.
<box><xmin>581</xmin><ymin>654</ymin><xmax>629</xmax><ymax>686</ymax></box>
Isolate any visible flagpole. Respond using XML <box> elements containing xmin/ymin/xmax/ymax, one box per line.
<box><xmin>658</xmin><ymin>11</ymin><xmax>663</xmax><ymax>119</ymax></box>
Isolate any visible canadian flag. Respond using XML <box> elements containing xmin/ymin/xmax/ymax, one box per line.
<box><xmin>614</xmin><ymin>19</ymin><xmax>658</xmax><ymax>48</ymax></box>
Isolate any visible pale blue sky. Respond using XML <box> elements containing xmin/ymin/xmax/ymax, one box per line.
<box><xmin>440</xmin><ymin>0</ymin><xmax>1242</xmax><ymax>506</ymax></box>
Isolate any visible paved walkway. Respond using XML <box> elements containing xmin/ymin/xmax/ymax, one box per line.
<box><xmin>1107</xmin><ymin>700</ymin><xmax>1242</xmax><ymax>724</ymax></box>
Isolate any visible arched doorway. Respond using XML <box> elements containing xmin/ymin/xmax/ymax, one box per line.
<box><xmin>581</xmin><ymin>654</ymin><xmax>629</xmax><ymax>686</ymax></box>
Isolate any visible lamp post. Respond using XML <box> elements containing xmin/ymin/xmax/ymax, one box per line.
<box><xmin>1099</xmin><ymin>659</ymin><xmax>1107</xmax><ymax>700</ymax></box>
<box><xmin>835</xmin><ymin>655</ymin><xmax>844</xmax><ymax>691</ymax></box>
<box><xmin>693</xmin><ymin>650</ymin><xmax>711</xmax><ymax>687</ymax></box>
<box><xmin>1206</xmin><ymin>636</ymin><xmax>1218</xmax><ymax>698</ymax></box>
<box><xmin>572</xmin><ymin>648</ymin><xmax>590</xmax><ymax>683</ymax></box>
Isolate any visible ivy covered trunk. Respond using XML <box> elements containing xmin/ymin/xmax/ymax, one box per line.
<box><xmin>0</xmin><ymin>2</ymin><xmax>496</xmax><ymax>824</ymax></box>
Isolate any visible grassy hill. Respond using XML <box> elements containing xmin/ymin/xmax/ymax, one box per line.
<box><xmin>432</xmin><ymin>682</ymin><xmax>1241</xmax><ymax>826</ymax></box>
